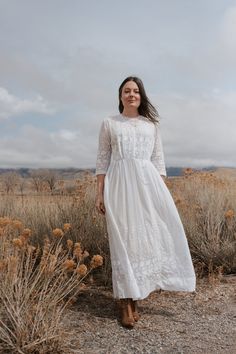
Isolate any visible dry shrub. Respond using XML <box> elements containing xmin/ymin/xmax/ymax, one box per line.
<box><xmin>0</xmin><ymin>173</ymin><xmax>110</xmax><ymax>285</ymax></box>
<box><xmin>0</xmin><ymin>217</ymin><xmax>103</xmax><ymax>353</ymax></box>
<box><xmin>169</xmin><ymin>171</ymin><xmax>236</xmax><ymax>276</ymax></box>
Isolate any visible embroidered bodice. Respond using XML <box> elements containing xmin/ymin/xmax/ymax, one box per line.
<box><xmin>95</xmin><ymin>114</ymin><xmax>167</xmax><ymax>176</ymax></box>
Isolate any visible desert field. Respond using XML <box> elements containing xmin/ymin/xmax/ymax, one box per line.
<box><xmin>0</xmin><ymin>168</ymin><xmax>235</xmax><ymax>353</ymax></box>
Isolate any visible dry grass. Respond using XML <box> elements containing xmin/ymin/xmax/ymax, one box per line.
<box><xmin>0</xmin><ymin>217</ymin><xmax>103</xmax><ymax>353</ymax></box>
<box><xmin>0</xmin><ymin>173</ymin><xmax>110</xmax><ymax>284</ymax></box>
<box><xmin>167</xmin><ymin>170</ymin><xmax>236</xmax><ymax>276</ymax></box>
<box><xmin>1</xmin><ymin>170</ymin><xmax>235</xmax><ymax>279</ymax></box>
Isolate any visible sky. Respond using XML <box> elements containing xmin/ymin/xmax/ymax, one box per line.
<box><xmin>0</xmin><ymin>0</ymin><xmax>235</xmax><ymax>170</ymax></box>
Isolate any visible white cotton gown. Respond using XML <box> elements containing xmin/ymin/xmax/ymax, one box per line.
<box><xmin>95</xmin><ymin>114</ymin><xmax>196</xmax><ymax>300</ymax></box>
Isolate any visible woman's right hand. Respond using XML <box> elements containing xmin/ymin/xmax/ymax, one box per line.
<box><xmin>95</xmin><ymin>193</ymin><xmax>106</xmax><ymax>215</ymax></box>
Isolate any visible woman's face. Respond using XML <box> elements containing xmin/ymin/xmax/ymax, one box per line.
<box><xmin>121</xmin><ymin>81</ymin><xmax>141</xmax><ymax>111</ymax></box>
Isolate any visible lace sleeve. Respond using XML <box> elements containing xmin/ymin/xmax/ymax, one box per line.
<box><xmin>95</xmin><ymin>118</ymin><xmax>112</xmax><ymax>175</ymax></box>
<box><xmin>151</xmin><ymin>123</ymin><xmax>167</xmax><ymax>177</ymax></box>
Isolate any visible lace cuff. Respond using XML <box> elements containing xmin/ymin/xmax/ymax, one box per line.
<box><xmin>95</xmin><ymin>118</ymin><xmax>112</xmax><ymax>175</ymax></box>
<box><xmin>151</xmin><ymin>123</ymin><xmax>167</xmax><ymax>177</ymax></box>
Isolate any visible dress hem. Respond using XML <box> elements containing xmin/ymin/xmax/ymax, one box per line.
<box><xmin>113</xmin><ymin>280</ymin><xmax>196</xmax><ymax>301</ymax></box>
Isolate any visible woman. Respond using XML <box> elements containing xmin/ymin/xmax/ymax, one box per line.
<box><xmin>95</xmin><ymin>76</ymin><xmax>196</xmax><ymax>328</ymax></box>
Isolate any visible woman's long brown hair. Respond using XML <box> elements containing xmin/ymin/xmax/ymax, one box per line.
<box><xmin>118</xmin><ymin>76</ymin><xmax>160</xmax><ymax>124</ymax></box>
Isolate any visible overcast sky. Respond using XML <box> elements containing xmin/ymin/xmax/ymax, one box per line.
<box><xmin>0</xmin><ymin>0</ymin><xmax>235</xmax><ymax>170</ymax></box>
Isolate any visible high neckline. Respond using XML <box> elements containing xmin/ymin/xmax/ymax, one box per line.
<box><xmin>120</xmin><ymin>113</ymin><xmax>141</xmax><ymax>120</ymax></box>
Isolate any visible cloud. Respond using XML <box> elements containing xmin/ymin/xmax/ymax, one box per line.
<box><xmin>155</xmin><ymin>89</ymin><xmax>236</xmax><ymax>168</ymax></box>
<box><xmin>51</xmin><ymin>129</ymin><xmax>78</xmax><ymax>141</ymax></box>
<box><xmin>220</xmin><ymin>5</ymin><xmax>236</xmax><ymax>54</ymax></box>
<box><xmin>145</xmin><ymin>5</ymin><xmax>236</xmax><ymax>93</ymax></box>
<box><xmin>0</xmin><ymin>124</ymin><xmax>96</xmax><ymax>169</ymax></box>
<box><xmin>0</xmin><ymin>87</ymin><xmax>55</xmax><ymax>119</ymax></box>
<box><xmin>0</xmin><ymin>54</ymin><xmax>80</xmax><ymax>104</ymax></box>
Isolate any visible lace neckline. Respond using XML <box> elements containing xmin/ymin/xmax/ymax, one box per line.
<box><xmin>120</xmin><ymin>113</ymin><xmax>141</xmax><ymax>120</ymax></box>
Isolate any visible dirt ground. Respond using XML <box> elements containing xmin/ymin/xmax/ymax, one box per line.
<box><xmin>64</xmin><ymin>275</ymin><xmax>236</xmax><ymax>354</ymax></box>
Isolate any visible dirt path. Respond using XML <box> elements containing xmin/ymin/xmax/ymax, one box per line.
<box><xmin>65</xmin><ymin>276</ymin><xmax>236</xmax><ymax>354</ymax></box>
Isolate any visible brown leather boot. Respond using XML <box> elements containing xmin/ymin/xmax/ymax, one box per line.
<box><xmin>118</xmin><ymin>299</ymin><xmax>135</xmax><ymax>328</ymax></box>
<box><xmin>130</xmin><ymin>299</ymin><xmax>141</xmax><ymax>322</ymax></box>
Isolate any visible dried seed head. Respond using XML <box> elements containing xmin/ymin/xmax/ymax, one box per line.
<box><xmin>21</xmin><ymin>228</ymin><xmax>32</xmax><ymax>238</ymax></box>
<box><xmin>67</xmin><ymin>239</ymin><xmax>73</xmax><ymax>249</ymax></box>
<box><xmin>74</xmin><ymin>242</ymin><xmax>81</xmax><ymax>249</ymax></box>
<box><xmin>73</xmin><ymin>242</ymin><xmax>82</xmax><ymax>259</ymax></box>
<box><xmin>12</xmin><ymin>238</ymin><xmax>23</xmax><ymax>248</ymax></box>
<box><xmin>19</xmin><ymin>235</ymin><xmax>27</xmax><ymax>244</ymax></box>
<box><xmin>225</xmin><ymin>209</ymin><xmax>234</xmax><ymax>219</ymax></box>
<box><xmin>90</xmin><ymin>255</ymin><xmax>103</xmax><ymax>269</ymax></box>
<box><xmin>52</xmin><ymin>228</ymin><xmax>64</xmax><ymax>238</ymax></box>
<box><xmin>81</xmin><ymin>250</ymin><xmax>89</xmax><ymax>260</ymax></box>
<box><xmin>76</xmin><ymin>264</ymin><xmax>88</xmax><ymax>276</ymax></box>
<box><xmin>63</xmin><ymin>223</ymin><xmax>72</xmax><ymax>232</ymax></box>
<box><xmin>63</xmin><ymin>259</ymin><xmax>76</xmax><ymax>271</ymax></box>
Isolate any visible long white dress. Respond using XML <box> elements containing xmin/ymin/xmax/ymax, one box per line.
<box><xmin>95</xmin><ymin>114</ymin><xmax>196</xmax><ymax>300</ymax></box>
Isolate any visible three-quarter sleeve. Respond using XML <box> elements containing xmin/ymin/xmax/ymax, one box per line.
<box><xmin>95</xmin><ymin>118</ymin><xmax>112</xmax><ymax>175</ymax></box>
<box><xmin>150</xmin><ymin>122</ymin><xmax>167</xmax><ymax>177</ymax></box>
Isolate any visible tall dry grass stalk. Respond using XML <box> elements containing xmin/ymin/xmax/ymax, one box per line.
<box><xmin>0</xmin><ymin>217</ymin><xmax>103</xmax><ymax>353</ymax></box>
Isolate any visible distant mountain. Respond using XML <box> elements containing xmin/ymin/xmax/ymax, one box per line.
<box><xmin>0</xmin><ymin>167</ymin><xmax>86</xmax><ymax>179</ymax></box>
<box><xmin>166</xmin><ymin>167</ymin><xmax>185</xmax><ymax>176</ymax></box>
<box><xmin>0</xmin><ymin>166</ymin><xmax>233</xmax><ymax>178</ymax></box>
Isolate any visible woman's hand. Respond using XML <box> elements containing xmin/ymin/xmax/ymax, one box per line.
<box><xmin>161</xmin><ymin>175</ymin><xmax>167</xmax><ymax>183</ymax></box>
<box><xmin>95</xmin><ymin>193</ymin><xmax>106</xmax><ymax>215</ymax></box>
